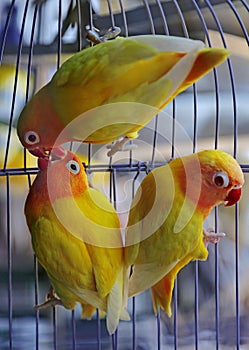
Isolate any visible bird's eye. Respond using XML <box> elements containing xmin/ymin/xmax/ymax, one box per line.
<box><xmin>24</xmin><ymin>131</ymin><xmax>40</xmax><ymax>145</ymax></box>
<box><xmin>66</xmin><ymin>160</ymin><xmax>81</xmax><ymax>174</ymax></box>
<box><xmin>213</xmin><ymin>171</ymin><xmax>229</xmax><ymax>188</ymax></box>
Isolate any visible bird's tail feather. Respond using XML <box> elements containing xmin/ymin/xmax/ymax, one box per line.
<box><xmin>68</xmin><ymin>286</ymin><xmax>107</xmax><ymax>311</ymax></box>
<box><xmin>151</xmin><ymin>274</ymin><xmax>173</xmax><ymax>317</ymax></box>
<box><xmin>81</xmin><ymin>303</ymin><xmax>97</xmax><ymax>319</ymax></box>
<box><xmin>128</xmin><ymin>260</ymin><xmax>178</xmax><ymax>298</ymax></box>
<box><xmin>106</xmin><ymin>267</ymin><xmax>130</xmax><ymax>335</ymax></box>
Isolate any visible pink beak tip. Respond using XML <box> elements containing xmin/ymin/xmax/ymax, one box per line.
<box><xmin>51</xmin><ymin>146</ymin><xmax>67</xmax><ymax>159</ymax></box>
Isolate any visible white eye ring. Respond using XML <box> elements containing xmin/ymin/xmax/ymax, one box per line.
<box><xmin>66</xmin><ymin>160</ymin><xmax>81</xmax><ymax>174</ymax></box>
<box><xmin>213</xmin><ymin>171</ymin><xmax>229</xmax><ymax>188</ymax></box>
<box><xmin>24</xmin><ymin>131</ymin><xmax>40</xmax><ymax>145</ymax></box>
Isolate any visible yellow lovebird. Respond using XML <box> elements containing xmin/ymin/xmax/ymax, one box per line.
<box><xmin>17</xmin><ymin>35</ymin><xmax>229</xmax><ymax>158</ymax></box>
<box><xmin>125</xmin><ymin>150</ymin><xmax>244</xmax><ymax>316</ymax></box>
<box><xmin>24</xmin><ymin>151</ymin><xmax>129</xmax><ymax>334</ymax></box>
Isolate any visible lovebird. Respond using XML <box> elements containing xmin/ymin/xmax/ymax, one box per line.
<box><xmin>125</xmin><ymin>150</ymin><xmax>244</xmax><ymax>316</ymax></box>
<box><xmin>17</xmin><ymin>35</ymin><xmax>229</xmax><ymax>158</ymax></box>
<box><xmin>24</xmin><ymin>151</ymin><xmax>129</xmax><ymax>334</ymax></box>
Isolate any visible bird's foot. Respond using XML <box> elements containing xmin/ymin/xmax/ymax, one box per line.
<box><xmin>101</xmin><ymin>26</ymin><xmax>121</xmax><ymax>41</ymax></box>
<box><xmin>34</xmin><ymin>287</ymin><xmax>62</xmax><ymax>310</ymax></box>
<box><xmin>107</xmin><ymin>137</ymin><xmax>137</xmax><ymax>157</ymax></box>
<box><xmin>203</xmin><ymin>228</ymin><xmax>226</xmax><ymax>247</ymax></box>
<box><xmin>86</xmin><ymin>26</ymin><xmax>121</xmax><ymax>44</ymax></box>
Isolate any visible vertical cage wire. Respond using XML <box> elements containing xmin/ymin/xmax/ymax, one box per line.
<box><xmin>0</xmin><ymin>0</ymin><xmax>248</xmax><ymax>349</ymax></box>
<box><xmin>6</xmin><ymin>174</ymin><xmax>12</xmax><ymax>350</ymax></box>
<box><xmin>2</xmin><ymin>0</ymin><xmax>28</xmax><ymax>171</ymax></box>
<box><xmin>0</xmin><ymin>0</ymin><xmax>16</xmax><ymax>62</ymax></box>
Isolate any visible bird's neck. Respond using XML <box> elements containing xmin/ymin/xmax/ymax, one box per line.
<box><xmin>171</xmin><ymin>157</ymin><xmax>217</xmax><ymax>219</ymax></box>
<box><xmin>25</xmin><ymin>170</ymin><xmax>88</xmax><ymax>224</ymax></box>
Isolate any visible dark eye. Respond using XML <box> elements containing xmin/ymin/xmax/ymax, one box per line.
<box><xmin>213</xmin><ymin>171</ymin><xmax>229</xmax><ymax>188</ymax></box>
<box><xmin>24</xmin><ymin>131</ymin><xmax>40</xmax><ymax>145</ymax></box>
<box><xmin>66</xmin><ymin>160</ymin><xmax>81</xmax><ymax>174</ymax></box>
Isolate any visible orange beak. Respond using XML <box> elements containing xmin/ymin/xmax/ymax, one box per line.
<box><xmin>225</xmin><ymin>186</ymin><xmax>242</xmax><ymax>206</ymax></box>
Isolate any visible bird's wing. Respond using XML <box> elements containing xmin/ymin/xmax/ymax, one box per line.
<box><xmin>31</xmin><ymin>216</ymin><xmax>106</xmax><ymax>301</ymax></box>
<box><xmin>52</xmin><ymin>35</ymin><xmax>213</xmax><ymax>101</ymax></box>
<box><xmin>31</xmin><ymin>216</ymin><xmax>94</xmax><ymax>283</ymax></box>
<box><xmin>49</xmin><ymin>36</ymin><xmax>228</xmax><ymax>145</ymax></box>
<box><xmin>125</xmin><ymin>166</ymin><xmax>175</xmax><ymax>266</ymax></box>
<box><xmin>128</xmin><ymin>34</ymin><xmax>205</xmax><ymax>52</ymax></box>
<box><xmin>51</xmin><ymin>191</ymin><xmax>124</xmax><ymax>297</ymax></box>
<box><xmin>67</xmin><ymin>48</ymin><xmax>223</xmax><ymax>144</ymax></box>
<box><xmin>128</xmin><ymin>259</ymin><xmax>179</xmax><ymax>298</ymax></box>
<box><xmin>51</xmin><ymin>189</ymin><xmax>122</xmax><ymax>248</ymax></box>
<box><xmin>32</xmin><ymin>215</ymin><xmax>125</xmax><ymax>317</ymax></box>
<box><xmin>125</xmin><ymin>162</ymin><xmax>209</xmax><ymax>297</ymax></box>
<box><xmin>166</xmin><ymin>47</ymin><xmax>230</xmax><ymax>106</ymax></box>
<box><xmin>125</xmin><ymin>167</ymin><xmax>174</xmax><ymax>297</ymax></box>
<box><xmin>76</xmin><ymin>188</ymin><xmax>124</xmax><ymax>298</ymax></box>
<box><xmin>151</xmin><ymin>230</ymin><xmax>209</xmax><ymax>315</ymax></box>
<box><xmin>51</xmin><ymin>37</ymin><xmax>157</xmax><ymax>89</ymax></box>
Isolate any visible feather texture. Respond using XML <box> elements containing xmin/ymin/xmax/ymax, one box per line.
<box><xmin>125</xmin><ymin>150</ymin><xmax>244</xmax><ymax>315</ymax></box>
<box><xmin>17</xmin><ymin>35</ymin><xmax>230</xmax><ymax>156</ymax></box>
<box><xmin>25</xmin><ymin>151</ymin><xmax>128</xmax><ymax>334</ymax></box>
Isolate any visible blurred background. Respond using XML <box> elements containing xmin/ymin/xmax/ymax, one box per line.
<box><xmin>0</xmin><ymin>0</ymin><xmax>249</xmax><ymax>349</ymax></box>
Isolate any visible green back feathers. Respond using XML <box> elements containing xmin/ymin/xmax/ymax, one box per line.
<box><xmin>52</xmin><ymin>38</ymin><xmax>158</xmax><ymax>88</ymax></box>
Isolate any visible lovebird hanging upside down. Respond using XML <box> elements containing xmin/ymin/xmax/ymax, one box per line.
<box><xmin>24</xmin><ymin>151</ymin><xmax>129</xmax><ymax>334</ymax></box>
<box><xmin>17</xmin><ymin>35</ymin><xmax>230</xmax><ymax>158</ymax></box>
<box><xmin>125</xmin><ymin>150</ymin><xmax>244</xmax><ymax>316</ymax></box>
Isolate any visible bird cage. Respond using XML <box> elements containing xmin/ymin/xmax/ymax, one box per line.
<box><xmin>0</xmin><ymin>0</ymin><xmax>248</xmax><ymax>349</ymax></box>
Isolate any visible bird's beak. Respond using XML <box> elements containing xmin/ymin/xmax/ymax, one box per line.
<box><xmin>29</xmin><ymin>146</ymin><xmax>67</xmax><ymax>160</ymax></box>
<box><xmin>225</xmin><ymin>185</ymin><xmax>242</xmax><ymax>206</ymax></box>
<box><xmin>29</xmin><ymin>147</ymin><xmax>50</xmax><ymax>158</ymax></box>
<box><xmin>37</xmin><ymin>147</ymin><xmax>68</xmax><ymax>171</ymax></box>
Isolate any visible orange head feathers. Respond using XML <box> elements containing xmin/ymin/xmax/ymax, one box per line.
<box><xmin>25</xmin><ymin>151</ymin><xmax>89</xmax><ymax>223</ymax></box>
<box><xmin>38</xmin><ymin>151</ymin><xmax>89</xmax><ymax>200</ymax></box>
<box><xmin>171</xmin><ymin>149</ymin><xmax>244</xmax><ymax>218</ymax></box>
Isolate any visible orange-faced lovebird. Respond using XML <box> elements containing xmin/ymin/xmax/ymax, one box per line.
<box><xmin>125</xmin><ymin>150</ymin><xmax>244</xmax><ymax>316</ymax></box>
<box><xmin>17</xmin><ymin>35</ymin><xmax>229</xmax><ymax>158</ymax></box>
<box><xmin>25</xmin><ymin>151</ymin><xmax>129</xmax><ymax>334</ymax></box>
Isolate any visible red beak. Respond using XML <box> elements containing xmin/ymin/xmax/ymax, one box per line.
<box><xmin>29</xmin><ymin>147</ymin><xmax>49</xmax><ymax>158</ymax></box>
<box><xmin>37</xmin><ymin>147</ymin><xmax>67</xmax><ymax>171</ymax></box>
<box><xmin>225</xmin><ymin>186</ymin><xmax>242</xmax><ymax>206</ymax></box>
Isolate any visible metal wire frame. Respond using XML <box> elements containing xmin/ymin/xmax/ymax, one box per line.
<box><xmin>0</xmin><ymin>0</ymin><xmax>248</xmax><ymax>349</ymax></box>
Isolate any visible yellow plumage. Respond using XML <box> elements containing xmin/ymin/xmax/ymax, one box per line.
<box><xmin>17</xmin><ymin>35</ymin><xmax>230</xmax><ymax>157</ymax></box>
<box><xmin>125</xmin><ymin>150</ymin><xmax>244</xmax><ymax>315</ymax></box>
<box><xmin>25</xmin><ymin>151</ymin><xmax>129</xmax><ymax>334</ymax></box>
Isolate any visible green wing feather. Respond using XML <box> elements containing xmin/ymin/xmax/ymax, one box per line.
<box><xmin>52</xmin><ymin>38</ymin><xmax>158</xmax><ymax>88</ymax></box>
